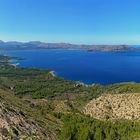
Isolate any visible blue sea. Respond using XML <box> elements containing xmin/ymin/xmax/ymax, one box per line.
<box><xmin>6</xmin><ymin>49</ymin><xmax>140</xmax><ymax>85</ymax></box>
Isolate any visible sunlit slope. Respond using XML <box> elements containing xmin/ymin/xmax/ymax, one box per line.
<box><xmin>0</xmin><ymin>89</ymin><xmax>60</xmax><ymax>140</ymax></box>
<box><xmin>84</xmin><ymin>92</ymin><xmax>140</xmax><ymax>120</ymax></box>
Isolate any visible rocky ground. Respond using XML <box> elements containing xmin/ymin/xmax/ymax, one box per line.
<box><xmin>0</xmin><ymin>89</ymin><xmax>56</xmax><ymax>140</ymax></box>
<box><xmin>84</xmin><ymin>93</ymin><xmax>140</xmax><ymax>120</ymax></box>
<box><xmin>0</xmin><ymin>99</ymin><xmax>47</xmax><ymax>140</ymax></box>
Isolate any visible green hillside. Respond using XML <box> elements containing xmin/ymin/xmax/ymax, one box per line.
<box><xmin>1</xmin><ymin>55</ymin><xmax>140</xmax><ymax>140</ymax></box>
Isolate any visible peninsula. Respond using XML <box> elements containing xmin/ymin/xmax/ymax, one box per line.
<box><xmin>0</xmin><ymin>40</ymin><xmax>138</xmax><ymax>52</ymax></box>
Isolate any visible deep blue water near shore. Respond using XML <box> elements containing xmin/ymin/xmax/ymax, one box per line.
<box><xmin>6</xmin><ymin>49</ymin><xmax>140</xmax><ymax>85</ymax></box>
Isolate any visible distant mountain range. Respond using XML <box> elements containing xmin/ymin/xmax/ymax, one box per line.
<box><xmin>0</xmin><ymin>40</ymin><xmax>139</xmax><ymax>51</ymax></box>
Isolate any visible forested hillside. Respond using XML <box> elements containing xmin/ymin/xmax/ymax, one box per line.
<box><xmin>1</xmin><ymin>55</ymin><xmax>140</xmax><ymax>140</ymax></box>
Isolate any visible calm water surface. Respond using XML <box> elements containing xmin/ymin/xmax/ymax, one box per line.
<box><xmin>7</xmin><ymin>49</ymin><xmax>140</xmax><ymax>85</ymax></box>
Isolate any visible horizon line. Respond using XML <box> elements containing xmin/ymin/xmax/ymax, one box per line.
<box><xmin>0</xmin><ymin>39</ymin><xmax>139</xmax><ymax>46</ymax></box>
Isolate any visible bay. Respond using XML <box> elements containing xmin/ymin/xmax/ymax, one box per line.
<box><xmin>7</xmin><ymin>49</ymin><xmax>140</xmax><ymax>85</ymax></box>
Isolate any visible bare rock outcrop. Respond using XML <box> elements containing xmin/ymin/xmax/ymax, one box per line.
<box><xmin>0</xmin><ymin>96</ymin><xmax>56</xmax><ymax>140</ymax></box>
<box><xmin>0</xmin><ymin>101</ymin><xmax>44</xmax><ymax>139</ymax></box>
<box><xmin>84</xmin><ymin>93</ymin><xmax>140</xmax><ymax>120</ymax></box>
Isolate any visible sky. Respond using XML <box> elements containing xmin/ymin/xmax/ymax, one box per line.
<box><xmin>0</xmin><ymin>0</ymin><xmax>140</xmax><ymax>44</ymax></box>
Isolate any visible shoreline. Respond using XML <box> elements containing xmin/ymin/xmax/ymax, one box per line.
<box><xmin>5</xmin><ymin>51</ymin><xmax>140</xmax><ymax>86</ymax></box>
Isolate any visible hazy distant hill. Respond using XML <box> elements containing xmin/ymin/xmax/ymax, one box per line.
<box><xmin>0</xmin><ymin>40</ymin><xmax>138</xmax><ymax>51</ymax></box>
